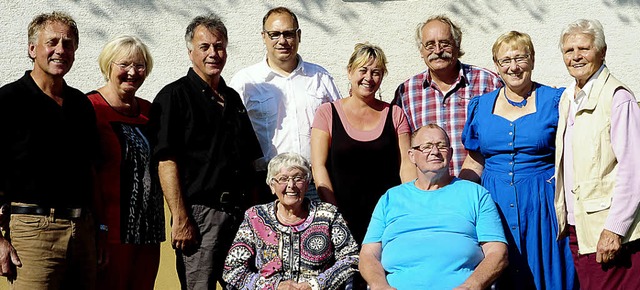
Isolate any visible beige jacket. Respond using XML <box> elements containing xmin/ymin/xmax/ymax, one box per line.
<box><xmin>554</xmin><ymin>66</ymin><xmax>640</xmax><ymax>254</ymax></box>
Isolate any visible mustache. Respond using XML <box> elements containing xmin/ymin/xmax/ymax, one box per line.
<box><xmin>428</xmin><ymin>51</ymin><xmax>453</xmax><ymax>61</ymax></box>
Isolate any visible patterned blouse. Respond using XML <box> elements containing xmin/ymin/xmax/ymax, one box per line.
<box><xmin>223</xmin><ymin>199</ymin><xmax>359</xmax><ymax>290</ymax></box>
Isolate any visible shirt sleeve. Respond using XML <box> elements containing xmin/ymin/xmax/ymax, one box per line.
<box><xmin>149</xmin><ymin>88</ymin><xmax>183</xmax><ymax>161</ymax></box>
<box><xmin>362</xmin><ymin>192</ymin><xmax>390</xmax><ymax>244</ymax></box>
<box><xmin>314</xmin><ymin>211</ymin><xmax>359</xmax><ymax>290</ymax></box>
<box><xmin>392</xmin><ymin>104</ymin><xmax>411</xmax><ymax>135</ymax></box>
<box><xmin>476</xmin><ymin>187</ymin><xmax>507</xmax><ymax>244</ymax></box>
<box><xmin>223</xmin><ymin>210</ymin><xmax>284</xmax><ymax>289</ymax></box>
<box><xmin>604</xmin><ymin>88</ymin><xmax>640</xmax><ymax>236</ymax></box>
<box><xmin>322</xmin><ymin>73</ymin><xmax>343</xmax><ymax>102</ymax></box>
<box><xmin>461</xmin><ymin>96</ymin><xmax>482</xmax><ymax>152</ymax></box>
<box><xmin>311</xmin><ymin>102</ymin><xmax>333</xmax><ymax>134</ymax></box>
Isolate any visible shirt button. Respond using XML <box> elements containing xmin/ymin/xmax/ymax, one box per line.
<box><xmin>508</xmin><ymin>142</ymin><xmax>513</xmax><ymax>146</ymax></box>
<box><xmin>509</xmin><ymin>161</ymin><xmax>513</xmax><ymax>165</ymax></box>
<box><xmin>509</xmin><ymin>132</ymin><xmax>513</xmax><ymax>135</ymax></box>
<box><xmin>510</xmin><ymin>204</ymin><xmax>514</xmax><ymax>207</ymax></box>
<box><xmin>511</xmin><ymin>226</ymin><xmax>516</xmax><ymax>230</ymax></box>
<box><xmin>510</xmin><ymin>182</ymin><xmax>513</xmax><ymax>186</ymax></box>
<box><xmin>508</xmin><ymin>172</ymin><xmax>513</xmax><ymax>176</ymax></box>
<box><xmin>510</xmin><ymin>123</ymin><xmax>513</xmax><ymax>127</ymax></box>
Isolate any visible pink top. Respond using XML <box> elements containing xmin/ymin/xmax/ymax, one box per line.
<box><xmin>563</xmin><ymin>88</ymin><xmax>640</xmax><ymax>236</ymax></box>
<box><xmin>312</xmin><ymin>100</ymin><xmax>410</xmax><ymax>141</ymax></box>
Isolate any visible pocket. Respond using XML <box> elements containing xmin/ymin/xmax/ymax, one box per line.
<box><xmin>9</xmin><ymin>215</ymin><xmax>46</xmax><ymax>239</ymax></box>
<box><xmin>582</xmin><ymin>196</ymin><xmax>612</xmax><ymax>214</ymax></box>
<box><xmin>246</xmin><ymin>94</ymin><xmax>278</xmax><ymax>119</ymax></box>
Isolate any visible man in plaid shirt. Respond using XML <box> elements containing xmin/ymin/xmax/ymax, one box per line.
<box><xmin>393</xmin><ymin>15</ymin><xmax>502</xmax><ymax>176</ymax></box>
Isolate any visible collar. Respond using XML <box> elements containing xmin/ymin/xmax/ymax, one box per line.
<box><xmin>185</xmin><ymin>68</ymin><xmax>230</xmax><ymax>96</ymax></box>
<box><xmin>422</xmin><ymin>61</ymin><xmax>466</xmax><ymax>91</ymax></box>
<box><xmin>259</xmin><ymin>54</ymin><xmax>306</xmax><ymax>81</ymax></box>
<box><xmin>566</xmin><ymin>65</ymin><xmax>605</xmax><ymax>112</ymax></box>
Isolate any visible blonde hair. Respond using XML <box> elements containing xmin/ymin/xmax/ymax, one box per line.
<box><xmin>97</xmin><ymin>35</ymin><xmax>153</xmax><ymax>81</ymax></box>
<box><xmin>347</xmin><ymin>42</ymin><xmax>388</xmax><ymax>76</ymax></box>
<box><xmin>492</xmin><ymin>31</ymin><xmax>535</xmax><ymax>63</ymax></box>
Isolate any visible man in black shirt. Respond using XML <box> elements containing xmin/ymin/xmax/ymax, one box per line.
<box><xmin>0</xmin><ymin>11</ymin><xmax>99</xmax><ymax>289</ymax></box>
<box><xmin>148</xmin><ymin>14</ymin><xmax>262</xmax><ymax>290</ymax></box>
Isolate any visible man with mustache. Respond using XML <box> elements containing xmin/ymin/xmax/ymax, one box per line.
<box><xmin>148</xmin><ymin>14</ymin><xmax>262</xmax><ymax>290</ymax></box>
<box><xmin>0</xmin><ymin>11</ymin><xmax>100</xmax><ymax>289</ymax></box>
<box><xmin>230</xmin><ymin>7</ymin><xmax>341</xmax><ymax>203</ymax></box>
<box><xmin>393</xmin><ymin>15</ymin><xmax>502</xmax><ymax>176</ymax></box>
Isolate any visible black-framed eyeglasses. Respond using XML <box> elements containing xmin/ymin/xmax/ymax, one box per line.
<box><xmin>411</xmin><ymin>142</ymin><xmax>449</xmax><ymax>153</ymax></box>
<box><xmin>112</xmin><ymin>62</ymin><xmax>146</xmax><ymax>73</ymax></box>
<box><xmin>423</xmin><ymin>40</ymin><xmax>455</xmax><ymax>52</ymax></box>
<box><xmin>263</xmin><ymin>29</ymin><xmax>299</xmax><ymax>40</ymax></box>
<box><xmin>271</xmin><ymin>175</ymin><xmax>307</xmax><ymax>185</ymax></box>
<box><xmin>496</xmin><ymin>54</ymin><xmax>530</xmax><ymax>67</ymax></box>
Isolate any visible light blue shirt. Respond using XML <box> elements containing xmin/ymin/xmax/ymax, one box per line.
<box><xmin>363</xmin><ymin>178</ymin><xmax>506</xmax><ymax>289</ymax></box>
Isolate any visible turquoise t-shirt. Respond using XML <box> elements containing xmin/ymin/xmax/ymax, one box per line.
<box><xmin>363</xmin><ymin>178</ymin><xmax>506</xmax><ymax>289</ymax></box>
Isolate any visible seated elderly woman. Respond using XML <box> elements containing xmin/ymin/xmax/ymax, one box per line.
<box><xmin>223</xmin><ymin>152</ymin><xmax>359</xmax><ymax>290</ymax></box>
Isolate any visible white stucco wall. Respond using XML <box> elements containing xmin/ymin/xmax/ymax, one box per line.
<box><xmin>0</xmin><ymin>1</ymin><xmax>638</xmax><ymax>289</ymax></box>
<box><xmin>1</xmin><ymin>0</ymin><xmax>639</xmax><ymax>103</ymax></box>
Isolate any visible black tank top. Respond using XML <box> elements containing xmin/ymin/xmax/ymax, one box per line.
<box><xmin>327</xmin><ymin>102</ymin><xmax>401</xmax><ymax>243</ymax></box>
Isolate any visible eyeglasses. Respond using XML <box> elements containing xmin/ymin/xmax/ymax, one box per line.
<box><xmin>423</xmin><ymin>40</ymin><xmax>455</xmax><ymax>52</ymax></box>
<box><xmin>112</xmin><ymin>62</ymin><xmax>146</xmax><ymax>73</ymax></box>
<box><xmin>411</xmin><ymin>142</ymin><xmax>449</xmax><ymax>153</ymax></box>
<box><xmin>496</xmin><ymin>54</ymin><xmax>530</xmax><ymax>67</ymax></box>
<box><xmin>263</xmin><ymin>29</ymin><xmax>299</xmax><ymax>40</ymax></box>
<box><xmin>272</xmin><ymin>175</ymin><xmax>307</xmax><ymax>185</ymax></box>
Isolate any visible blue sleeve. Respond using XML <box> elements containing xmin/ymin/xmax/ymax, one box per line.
<box><xmin>362</xmin><ymin>192</ymin><xmax>390</xmax><ymax>245</ymax></box>
<box><xmin>476</xmin><ymin>188</ymin><xmax>507</xmax><ymax>244</ymax></box>
<box><xmin>461</xmin><ymin>96</ymin><xmax>482</xmax><ymax>152</ymax></box>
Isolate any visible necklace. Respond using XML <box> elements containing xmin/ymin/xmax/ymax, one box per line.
<box><xmin>503</xmin><ymin>84</ymin><xmax>535</xmax><ymax>108</ymax></box>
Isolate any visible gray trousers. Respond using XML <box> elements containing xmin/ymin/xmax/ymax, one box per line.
<box><xmin>175</xmin><ymin>204</ymin><xmax>241</xmax><ymax>290</ymax></box>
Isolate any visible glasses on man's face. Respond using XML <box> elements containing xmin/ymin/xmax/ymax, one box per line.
<box><xmin>112</xmin><ymin>62</ymin><xmax>146</xmax><ymax>73</ymax></box>
<box><xmin>263</xmin><ymin>29</ymin><xmax>299</xmax><ymax>40</ymax></box>
<box><xmin>411</xmin><ymin>142</ymin><xmax>449</xmax><ymax>153</ymax></box>
<box><xmin>272</xmin><ymin>175</ymin><xmax>307</xmax><ymax>186</ymax></box>
<box><xmin>496</xmin><ymin>54</ymin><xmax>530</xmax><ymax>68</ymax></box>
<box><xmin>423</xmin><ymin>40</ymin><xmax>454</xmax><ymax>52</ymax></box>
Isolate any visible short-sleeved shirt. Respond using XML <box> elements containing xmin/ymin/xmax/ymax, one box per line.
<box><xmin>393</xmin><ymin>62</ymin><xmax>502</xmax><ymax>175</ymax></box>
<box><xmin>230</xmin><ymin>55</ymin><xmax>341</xmax><ymax>170</ymax></box>
<box><xmin>363</xmin><ymin>178</ymin><xmax>506</xmax><ymax>289</ymax></box>
<box><xmin>148</xmin><ymin>68</ymin><xmax>262</xmax><ymax>205</ymax></box>
<box><xmin>0</xmin><ymin>71</ymin><xmax>99</xmax><ymax>208</ymax></box>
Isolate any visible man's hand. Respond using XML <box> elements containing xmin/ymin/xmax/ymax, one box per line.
<box><xmin>596</xmin><ymin>229</ymin><xmax>622</xmax><ymax>264</ymax></box>
<box><xmin>171</xmin><ymin>218</ymin><xmax>199</xmax><ymax>252</ymax></box>
<box><xmin>0</xmin><ymin>237</ymin><xmax>21</xmax><ymax>277</ymax></box>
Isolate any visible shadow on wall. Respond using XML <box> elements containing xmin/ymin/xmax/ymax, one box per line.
<box><xmin>71</xmin><ymin>0</ymin><xmax>640</xmax><ymax>47</ymax></box>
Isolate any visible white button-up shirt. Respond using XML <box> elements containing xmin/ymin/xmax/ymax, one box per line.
<box><xmin>230</xmin><ymin>55</ymin><xmax>342</xmax><ymax>170</ymax></box>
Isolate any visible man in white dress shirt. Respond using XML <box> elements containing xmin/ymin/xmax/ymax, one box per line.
<box><xmin>230</xmin><ymin>6</ymin><xmax>341</xmax><ymax>202</ymax></box>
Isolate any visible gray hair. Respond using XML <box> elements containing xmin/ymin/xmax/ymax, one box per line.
<box><xmin>559</xmin><ymin>19</ymin><xmax>606</xmax><ymax>54</ymax></box>
<box><xmin>28</xmin><ymin>11</ymin><xmax>79</xmax><ymax>60</ymax></box>
<box><xmin>415</xmin><ymin>15</ymin><xmax>465</xmax><ymax>57</ymax></box>
<box><xmin>185</xmin><ymin>14</ymin><xmax>228</xmax><ymax>51</ymax></box>
<box><xmin>266</xmin><ymin>152</ymin><xmax>311</xmax><ymax>185</ymax></box>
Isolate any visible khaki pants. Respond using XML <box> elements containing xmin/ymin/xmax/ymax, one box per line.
<box><xmin>8</xmin><ymin>212</ymin><xmax>96</xmax><ymax>290</ymax></box>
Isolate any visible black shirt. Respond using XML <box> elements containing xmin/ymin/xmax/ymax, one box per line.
<box><xmin>148</xmin><ymin>68</ymin><xmax>262</xmax><ymax>205</ymax></box>
<box><xmin>0</xmin><ymin>71</ymin><xmax>99</xmax><ymax>208</ymax></box>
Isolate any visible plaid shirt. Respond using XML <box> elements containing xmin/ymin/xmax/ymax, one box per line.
<box><xmin>393</xmin><ymin>62</ymin><xmax>502</xmax><ymax>176</ymax></box>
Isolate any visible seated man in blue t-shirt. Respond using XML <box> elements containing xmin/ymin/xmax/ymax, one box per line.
<box><xmin>360</xmin><ymin>124</ymin><xmax>508</xmax><ymax>290</ymax></box>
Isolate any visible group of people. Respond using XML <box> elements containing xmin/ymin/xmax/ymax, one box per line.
<box><xmin>0</xmin><ymin>6</ymin><xmax>638</xmax><ymax>290</ymax></box>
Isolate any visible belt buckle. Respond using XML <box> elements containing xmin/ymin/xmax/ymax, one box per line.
<box><xmin>68</xmin><ymin>208</ymin><xmax>82</xmax><ymax>219</ymax></box>
<box><xmin>219</xmin><ymin>192</ymin><xmax>231</xmax><ymax>204</ymax></box>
